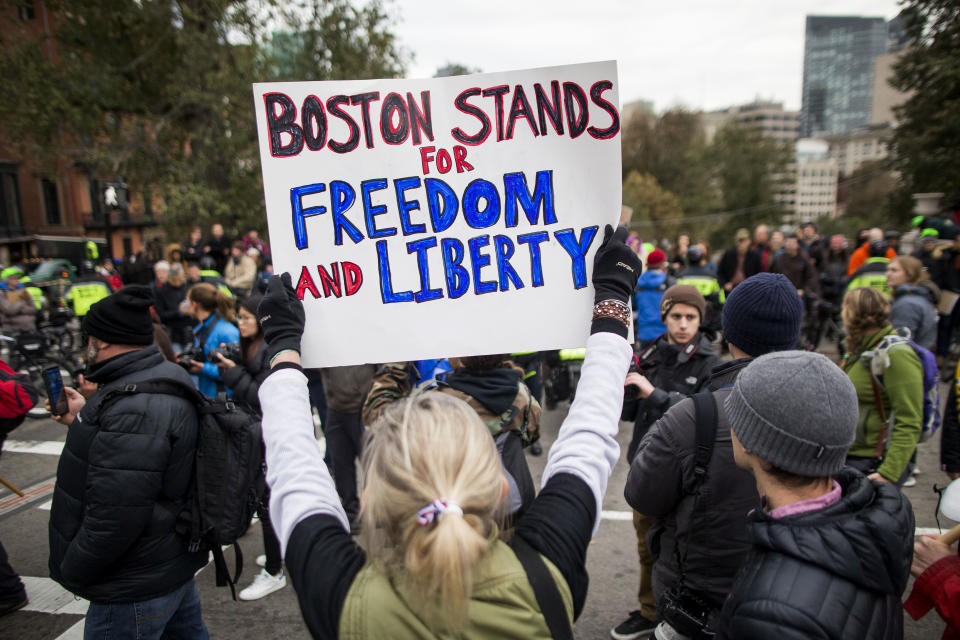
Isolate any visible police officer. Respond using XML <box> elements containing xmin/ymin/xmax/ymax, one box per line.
<box><xmin>847</xmin><ymin>239</ymin><xmax>892</xmax><ymax>297</ymax></box>
<box><xmin>676</xmin><ymin>245</ymin><xmax>723</xmax><ymax>340</ymax></box>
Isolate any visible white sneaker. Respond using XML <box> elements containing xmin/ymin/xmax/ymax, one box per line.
<box><xmin>903</xmin><ymin>476</ymin><xmax>918</xmax><ymax>487</ymax></box>
<box><xmin>255</xmin><ymin>554</ymin><xmax>266</xmax><ymax>568</ymax></box>
<box><xmin>238</xmin><ymin>569</ymin><xmax>286</xmax><ymax>601</ymax></box>
<box><xmin>912</xmin><ymin>466</ymin><xmax>921</xmax><ymax>476</ymax></box>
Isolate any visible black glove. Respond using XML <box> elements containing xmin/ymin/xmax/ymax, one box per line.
<box><xmin>258</xmin><ymin>273</ymin><xmax>305</xmax><ymax>363</ymax></box>
<box><xmin>592</xmin><ymin>225</ymin><xmax>642</xmax><ymax>304</ymax></box>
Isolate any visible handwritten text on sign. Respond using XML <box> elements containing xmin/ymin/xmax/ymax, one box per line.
<box><xmin>254</xmin><ymin>61</ymin><xmax>622</xmax><ymax>367</ymax></box>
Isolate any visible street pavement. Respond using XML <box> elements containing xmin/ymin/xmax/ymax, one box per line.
<box><xmin>0</xmin><ymin>371</ymin><xmax>952</xmax><ymax>639</ymax></box>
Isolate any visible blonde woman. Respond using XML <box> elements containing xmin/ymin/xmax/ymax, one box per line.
<box><xmin>255</xmin><ymin>226</ymin><xmax>641</xmax><ymax>638</ymax></box>
<box><xmin>842</xmin><ymin>287</ymin><xmax>924</xmax><ymax>486</ymax></box>
<box><xmin>886</xmin><ymin>255</ymin><xmax>939</xmax><ymax>350</ymax></box>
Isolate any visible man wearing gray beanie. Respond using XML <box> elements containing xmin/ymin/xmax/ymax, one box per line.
<box><xmin>714</xmin><ymin>351</ymin><xmax>914</xmax><ymax>639</ymax></box>
<box><xmin>624</xmin><ymin>273</ymin><xmax>803</xmax><ymax>639</ymax></box>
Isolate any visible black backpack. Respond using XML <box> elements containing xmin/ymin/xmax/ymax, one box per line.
<box><xmin>95</xmin><ymin>378</ymin><xmax>265</xmax><ymax>599</ymax></box>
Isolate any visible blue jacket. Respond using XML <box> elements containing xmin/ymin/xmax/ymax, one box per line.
<box><xmin>194</xmin><ymin>313</ymin><xmax>240</xmax><ymax>398</ymax></box>
<box><xmin>633</xmin><ymin>270</ymin><xmax>671</xmax><ymax>343</ymax></box>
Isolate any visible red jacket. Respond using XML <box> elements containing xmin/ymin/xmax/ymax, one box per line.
<box><xmin>0</xmin><ymin>359</ymin><xmax>37</xmax><ymax>434</ymax></box>
<box><xmin>905</xmin><ymin>555</ymin><xmax>960</xmax><ymax>639</ymax></box>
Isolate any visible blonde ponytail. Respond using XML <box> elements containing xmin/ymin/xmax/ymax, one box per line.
<box><xmin>361</xmin><ymin>392</ymin><xmax>503</xmax><ymax>630</ymax></box>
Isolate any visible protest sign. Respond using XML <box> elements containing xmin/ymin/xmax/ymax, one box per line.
<box><xmin>253</xmin><ymin>61</ymin><xmax>622</xmax><ymax>367</ymax></box>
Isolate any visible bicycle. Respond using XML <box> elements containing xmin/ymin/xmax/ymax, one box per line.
<box><xmin>1</xmin><ymin>333</ymin><xmax>75</xmax><ymax>419</ymax></box>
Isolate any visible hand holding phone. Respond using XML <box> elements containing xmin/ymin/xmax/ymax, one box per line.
<box><xmin>43</xmin><ymin>366</ymin><xmax>69</xmax><ymax>417</ymax></box>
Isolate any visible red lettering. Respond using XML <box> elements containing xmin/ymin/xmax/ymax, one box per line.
<box><xmin>317</xmin><ymin>263</ymin><xmax>342</xmax><ymax>298</ymax></box>
<box><xmin>343</xmin><ymin>262</ymin><xmax>363</xmax><ymax>296</ymax></box>
<box><xmin>296</xmin><ymin>266</ymin><xmax>320</xmax><ymax>299</ymax></box>
<box><xmin>420</xmin><ymin>146</ymin><xmax>436</xmax><ymax>174</ymax></box>
<box><xmin>453</xmin><ymin>146</ymin><xmax>474</xmax><ymax>173</ymax></box>
<box><xmin>436</xmin><ymin>148</ymin><xmax>452</xmax><ymax>173</ymax></box>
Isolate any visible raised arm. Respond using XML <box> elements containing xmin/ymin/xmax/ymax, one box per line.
<box><xmin>541</xmin><ymin>225</ymin><xmax>640</xmax><ymax>533</ymax></box>
<box><xmin>257</xmin><ymin>274</ymin><xmax>349</xmax><ymax>553</ymax></box>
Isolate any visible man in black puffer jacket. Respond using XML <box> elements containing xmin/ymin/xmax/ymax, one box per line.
<box><xmin>625</xmin><ymin>274</ymin><xmax>804</xmax><ymax>629</ymax></box>
<box><xmin>716</xmin><ymin>350</ymin><xmax>914</xmax><ymax>639</ymax></box>
<box><xmin>613</xmin><ymin>285</ymin><xmax>720</xmax><ymax>639</ymax></box>
<box><xmin>48</xmin><ymin>286</ymin><xmax>208</xmax><ymax>638</ymax></box>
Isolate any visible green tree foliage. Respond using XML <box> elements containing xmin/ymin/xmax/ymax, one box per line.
<box><xmin>621</xmin><ymin>111</ymin><xmax>791</xmax><ymax>247</ymax></box>
<box><xmin>837</xmin><ymin>159</ymin><xmax>900</xmax><ymax>232</ymax></box>
<box><xmin>0</xmin><ymin>0</ymin><xmax>406</xmax><ymax>239</ymax></box>
<box><xmin>434</xmin><ymin>63</ymin><xmax>481</xmax><ymax>77</ymax></box>
<box><xmin>890</xmin><ymin>1</ymin><xmax>960</xmax><ymax>195</ymax></box>
<box><xmin>706</xmin><ymin>122</ymin><xmax>791</xmax><ymax>232</ymax></box>
<box><xmin>620</xmin><ymin>108</ymin><xmax>713</xmax><ymax>217</ymax></box>
<box><xmin>622</xmin><ymin>171</ymin><xmax>684</xmax><ymax>242</ymax></box>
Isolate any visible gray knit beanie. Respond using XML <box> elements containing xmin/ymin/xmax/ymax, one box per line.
<box><xmin>724</xmin><ymin>350</ymin><xmax>858</xmax><ymax>477</ymax></box>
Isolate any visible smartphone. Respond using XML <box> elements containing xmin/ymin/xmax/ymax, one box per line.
<box><xmin>43</xmin><ymin>366</ymin><xmax>68</xmax><ymax>416</ymax></box>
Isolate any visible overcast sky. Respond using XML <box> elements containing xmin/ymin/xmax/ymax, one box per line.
<box><xmin>391</xmin><ymin>0</ymin><xmax>902</xmax><ymax>113</ymax></box>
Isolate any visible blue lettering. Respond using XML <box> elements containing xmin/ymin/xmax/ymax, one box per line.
<box><xmin>376</xmin><ymin>240</ymin><xmax>413</xmax><ymax>303</ymax></box>
<box><xmin>407</xmin><ymin>237</ymin><xmax>443</xmax><ymax>303</ymax></box>
<box><xmin>441</xmin><ymin>238</ymin><xmax>469</xmax><ymax>299</ymax></box>
<box><xmin>330</xmin><ymin>181</ymin><xmax>363</xmax><ymax>245</ymax></box>
<box><xmin>555</xmin><ymin>226</ymin><xmax>599</xmax><ymax>289</ymax></box>
<box><xmin>361</xmin><ymin>179</ymin><xmax>396</xmax><ymax>239</ymax></box>
<box><xmin>494</xmin><ymin>235</ymin><xmax>523</xmax><ymax>291</ymax></box>
<box><xmin>394</xmin><ymin>177</ymin><xmax>426</xmax><ymax>235</ymax></box>
<box><xmin>504</xmin><ymin>170</ymin><xmax>557</xmax><ymax>227</ymax></box>
<box><xmin>517</xmin><ymin>231</ymin><xmax>549</xmax><ymax>287</ymax></box>
<box><xmin>468</xmin><ymin>235</ymin><xmax>497</xmax><ymax>295</ymax></box>
<box><xmin>290</xmin><ymin>183</ymin><xmax>326</xmax><ymax>250</ymax></box>
<box><xmin>463</xmin><ymin>179</ymin><xmax>501</xmax><ymax>229</ymax></box>
<box><xmin>425</xmin><ymin>178</ymin><xmax>459</xmax><ymax>233</ymax></box>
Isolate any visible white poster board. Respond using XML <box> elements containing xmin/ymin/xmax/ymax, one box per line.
<box><xmin>253</xmin><ymin>61</ymin><xmax>622</xmax><ymax>367</ymax></box>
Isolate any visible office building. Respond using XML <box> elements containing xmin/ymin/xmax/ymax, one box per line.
<box><xmin>801</xmin><ymin>16</ymin><xmax>888</xmax><ymax>137</ymax></box>
<box><xmin>702</xmin><ymin>100</ymin><xmax>800</xmax><ymax>144</ymax></box>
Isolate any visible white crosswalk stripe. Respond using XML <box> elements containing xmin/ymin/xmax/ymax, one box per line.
<box><xmin>3</xmin><ymin>440</ymin><xmax>65</xmax><ymax>456</ymax></box>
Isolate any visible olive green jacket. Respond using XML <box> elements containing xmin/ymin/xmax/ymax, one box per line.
<box><xmin>845</xmin><ymin>326</ymin><xmax>923</xmax><ymax>482</ymax></box>
<box><xmin>338</xmin><ymin>538</ymin><xmax>571</xmax><ymax>639</ymax></box>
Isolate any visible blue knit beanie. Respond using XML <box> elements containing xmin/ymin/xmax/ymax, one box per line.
<box><xmin>722</xmin><ymin>273</ymin><xmax>803</xmax><ymax>356</ymax></box>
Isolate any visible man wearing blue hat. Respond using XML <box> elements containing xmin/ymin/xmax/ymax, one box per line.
<box><xmin>621</xmin><ymin>273</ymin><xmax>803</xmax><ymax>639</ymax></box>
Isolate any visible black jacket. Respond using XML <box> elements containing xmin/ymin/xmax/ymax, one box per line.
<box><xmin>717</xmin><ymin>248</ymin><xmax>762</xmax><ymax>289</ymax></box>
<box><xmin>942</xmin><ymin>373</ymin><xmax>960</xmax><ymax>474</ymax></box>
<box><xmin>716</xmin><ymin>470</ymin><xmax>914</xmax><ymax>639</ymax></box>
<box><xmin>154</xmin><ymin>282</ymin><xmax>193</xmax><ymax>346</ymax></box>
<box><xmin>623</xmin><ymin>333</ymin><xmax>720</xmax><ymax>462</ymax></box>
<box><xmin>48</xmin><ymin>346</ymin><xmax>206</xmax><ymax>602</ymax></box>
<box><xmin>221</xmin><ymin>340</ymin><xmax>269</xmax><ymax>414</ymax></box>
<box><xmin>625</xmin><ymin>359</ymin><xmax>759</xmax><ymax>608</ymax></box>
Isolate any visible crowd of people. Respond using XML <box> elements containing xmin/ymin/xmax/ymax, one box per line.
<box><xmin>1</xmin><ymin>213</ymin><xmax>960</xmax><ymax>639</ymax></box>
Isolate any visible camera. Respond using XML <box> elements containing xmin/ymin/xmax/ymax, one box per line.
<box><xmin>176</xmin><ymin>345</ymin><xmax>203</xmax><ymax>370</ymax></box>
<box><xmin>658</xmin><ymin>586</ymin><xmax>717</xmax><ymax>639</ymax></box>
<box><xmin>208</xmin><ymin>342</ymin><xmax>242</xmax><ymax>364</ymax></box>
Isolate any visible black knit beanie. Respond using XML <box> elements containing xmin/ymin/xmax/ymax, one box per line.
<box><xmin>721</xmin><ymin>273</ymin><xmax>802</xmax><ymax>356</ymax></box>
<box><xmin>83</xmin><ymin>285</ymin><xmax>155</xmax><ymax>346</ymax></box>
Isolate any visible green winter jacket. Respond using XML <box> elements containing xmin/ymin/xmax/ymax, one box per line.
<box><xmin>844</xmin><ymin>326</ymin><xmax>923</xmax><ymax>482</ymax></box>
<box><xmin>338</xmin><ymin>537</ymin><xmax>572</xmax><ymax>639</ymax></box>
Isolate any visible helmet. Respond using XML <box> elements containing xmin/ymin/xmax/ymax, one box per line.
<box><xmin>867</xmin><ymin>239</ymin><xmax>888</xmax><ymax>258</ymax></box>
<box><xmin>199</xmin><ymin>256</ymin><xmax>216</xmax><ymax>270</ymax></box>
<box><xmin>921</xmin><ymin>228</ymin><xmax>940</xmax><ymax>239</ymax></box>
<box><xmin>0</xmin><ymin>266</ymin><xmax>25</xmax><ymax>280</ymax></box>
<box><xmin>686</xmin><ymin>245</ymin><xmax>705</xmax><ymax>265</ymax></box>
